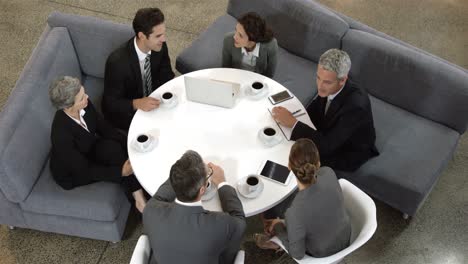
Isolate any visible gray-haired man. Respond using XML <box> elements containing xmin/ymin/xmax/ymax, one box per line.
<box><xmin>143</xmin><ymin>150</ymin><xmax>246</xmax><ymax>264</ymax></box>
<box><xmin>272</xmin><ymin>49</ymin><xmax>378</xmax><ymax>171</ymax></box>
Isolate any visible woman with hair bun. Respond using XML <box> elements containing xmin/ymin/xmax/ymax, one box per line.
<box><xmin>222</xmin><ymin>12</ymin><xmax>278</xmax><ymax>78</ymax></box>
<box><xmin>255</xmin><ymin>139</ymin><xmax>351</xmax><ymax>259</ymax></box>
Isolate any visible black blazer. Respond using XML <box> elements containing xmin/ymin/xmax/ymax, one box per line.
<box><xmin>49</xmin><ymin>102</ymin><xmax>126</xmax><ymax>190</ymax></box>
<box><xmin>291</xmin><ymin>81</ymin><xmax>379</xmax><ymax>171</ymax></box>
<box><xmin>102</xmin><ymin>38</ymin><xmax>175</xmax><ymax>130</ymax></box>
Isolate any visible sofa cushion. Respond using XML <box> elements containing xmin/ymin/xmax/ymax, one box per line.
<box><xmin>227</xmin><ymin>0</ymin><xmax>349</xmax><ymax>62</ymax></box>
<box><xmin>20</xmin><ymin>160</ymin><xmax>127</xmax><ymax>222</ymax></box>
<box><xmin>342</xmin><ymin>29</ymin><xmax>468</xmax><ymax>134</ymax></box>
<box><xmin>273</xmin><ymin>47</ymin><xmax>318</xmax><ymax>105</ymax></box>
<box><xmin>47</xmin><ymin>12</ymin><xmax>134</xmax><ymax>79</ymax></box>
<box><xmin>81</xmin><ymin>75</ymin><xmax>104</xmax><ymax>111</ymax></box>
<box><xmin>176</xmin><ymin>15</ymin><xmax>236</xmax><ymax>74</ymax></box>
<box><xmin>337</xmin><ymin>96</ymin><xmax>460</xmax><ymax>215</ymax></box>
<box><xmin>0</xmin><ymin>27</ymin><xmax>81</xmax><ymax>203</ymax></box>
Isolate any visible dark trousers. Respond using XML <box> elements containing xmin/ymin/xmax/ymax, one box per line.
<box><xmin>93</xmin><ymin>138</ymin><xmax>142</xmax><ymax>194</ymax></box>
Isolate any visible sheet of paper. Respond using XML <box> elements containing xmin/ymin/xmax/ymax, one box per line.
<box><xmin>267</xmin><ymin>103</ymin><xmax>315</xmax><ymax>140</ymax></box>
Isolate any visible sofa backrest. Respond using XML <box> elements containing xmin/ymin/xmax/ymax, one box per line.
<box><xmin>47</xmin><ymin>12</ymin><xmax>134</xmax><ymax>79</ymax></box>
<box><xmin>227</xmin><ymin>0</ymin><xmax>349</xmax><ymax>62</ymax></box>
<box><xmin>342</xmin><ymin>29</ymin><xmax>468</xmax><ymax>134</ymax></box>
<box><xmin>0</xmin><ymin>27</ymin><xmax>81</xmax><ymax>202</ymax></box>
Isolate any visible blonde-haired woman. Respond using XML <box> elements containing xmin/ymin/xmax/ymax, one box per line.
<box><xmin>255</xmin><ymin>139</ymin><xmax>351</xmax><ymax>259</ymax></box>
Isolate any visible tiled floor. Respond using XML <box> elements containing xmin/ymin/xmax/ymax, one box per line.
<box><xmin>0</xmin><ymin>0</ymin><xmax>466</xmax><ymax>263</ymax></box>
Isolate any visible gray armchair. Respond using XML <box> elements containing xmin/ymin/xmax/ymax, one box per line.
<box><xmin>0</xmin><ymin>12</ymin><xmax>136</xmax><ymax>241</ymax></box>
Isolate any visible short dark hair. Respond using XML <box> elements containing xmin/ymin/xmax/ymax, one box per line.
<box><xmin>169</xmin><ymin>150</ymin><xmax>207</xmax><ymax>202</ymax></box>
<box><xmin>237</xmin><ymin>12</ymin><xmax>273</xmax><ymax>43</ymax></box>
<box><xmin>133</xmin><ymin>8</ymin><xmax>165</xmax><ymax>38</ymax></box>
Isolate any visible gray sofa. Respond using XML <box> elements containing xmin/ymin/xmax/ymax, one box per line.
<box><xmin>176</xmin><ymin>0</ymin><xmax>468</xmax><ymax>217</ymax></box>
<box><xmin>0</xmin><ymin>12</ymin><xmax>136</xmax><ymax>241</ymax></box>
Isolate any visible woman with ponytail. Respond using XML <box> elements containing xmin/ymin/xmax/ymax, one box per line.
<box><xmin>255</xmin><ymin>139</ymin><xmax>351</xmax><ymax>259</ymax></box>
<box><xmin>222</xmin><ymin>12</ymin><xmax>278</xmax><ymax>78</ymax></box>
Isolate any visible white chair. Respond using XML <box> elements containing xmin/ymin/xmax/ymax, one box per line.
<box><xmin>270</xmin><ymin>179</ymin><xmax>377</xmax><ymax>264</ymax></box>
<box><xmin>129</xmin><ymin>234</ymin><xmax>245</xmax><ymax>264</ymax></box>
<box><xmin>130</xmin><ymin>235</ymin><xmax>151</xmax><ymax>264</ymax></box>
<box><xmin>233</xmin><ymin>250</ymin><xmax>246</xmax><ymax>264</ymax></box>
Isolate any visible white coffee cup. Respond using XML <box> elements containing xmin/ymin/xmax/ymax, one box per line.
<box><xmin>161</xmin><ymin>92</ymin><xmax>175</xmax><ymax>104</ymax></box>
<box><xmin>251</xmin><ymin>81</ymin><xmax>267</xmax><ymax>94</ymax></box>
<box><xmin>205</xmin><ymin>180</ymin><xmax>213</xmax><ymax>193</ymax></box>
<box><xmin>135</xmin><ymin>134</ymin><xmax>153</xmax><ymax>151</ymax></box>
<box><xmin>245</xmin><ymin>175</ymin><xmax>260</xmax><ymax>194</ymax></box>
<box><xmin>259</xmin><ymin>126</ymin><xmax>278</xmax><ymax>144</ymax></box>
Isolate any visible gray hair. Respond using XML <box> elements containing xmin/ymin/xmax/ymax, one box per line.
<box><xmin>169</xmin><ymin>150</ymin><xmax>207</xmax><ymax>202</ymax></box>
<box><xmin>318</xmin><ymin>49</ymin><xmax>351</xmax><ymax>80</ymax></box>
<box><xmin>49</xmin><ymin>76</ymin><xmax>81</xmax><ymax>110</ymax></box>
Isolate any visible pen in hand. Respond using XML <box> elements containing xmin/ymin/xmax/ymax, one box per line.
<box><xmin>291</xmin><ymin>109</ymin><xmax>301</xmax><ymax>115</ymax></box>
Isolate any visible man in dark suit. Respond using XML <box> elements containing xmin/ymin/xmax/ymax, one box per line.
<box><xmin>272</xmin><ymin>49</ymin><xmax>378</xmax><ymax>172</ymax></box>
<box><xmin>143</xmin><ymin>150</ymin><xmax>246</xmax><ymax>264</ymax></box>
<box><xmin>102</xmin><ymin>8</ymin><xmax>175</xmax><ymax>130</ymax></box>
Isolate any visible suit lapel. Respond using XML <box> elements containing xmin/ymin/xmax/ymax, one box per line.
<box><xmin>324</xmin><ymin>83</ymin><xmax>353</xmax><ymax>127</ymax></box>
<box><xmin>233</xmin><ymin>46</ymin><xmax>242</xmax><ymax>67</ymax></box>
<box><xmin>150</xmin><ymin>46</ymin><xmax>163</xmax><ymax>92</ymax></box>
<box><xmin>307</xmin><ymin>95</ymin><xmax>326</xmax><ymax>129</ymax></box>
<box><xmin>127</xmin><ymin>39</ymin><xmax>144</xmax><ymax>97</ymax></box>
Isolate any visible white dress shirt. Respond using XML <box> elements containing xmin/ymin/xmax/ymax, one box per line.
<box><xmin>241</xmin><ymin>43</ymin><xmax>260</xmax><ymax>70</ymax></box>
<box><xmin>64</xmin><ymin>109</ymin><xmax>89</xmax><ymax>132</ymax></box>
<box><xmin>174</xmin><ymin>182</ymin><xmax>232</xmax><ymax>207</ymax></box>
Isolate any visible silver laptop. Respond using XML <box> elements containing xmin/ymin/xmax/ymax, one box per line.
<box><xmin>184</xmin><ymin>76</ymin><xmax>240</xmax><ymax>108</ymax></box>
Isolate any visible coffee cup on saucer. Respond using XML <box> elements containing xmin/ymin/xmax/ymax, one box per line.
<box><xmin>161</xmin><ymin>92</ymin><xmax>175</xmax><ymax>104</ymax></box>
<box><xmin>258</xmin><ymin>126</ymin><xmax>281</xmax><ymax>147</ymax></box>
<box><xmin>202</xmin><ymin>179</ymin><xmax>217</xmax><ymax>201</ymax></box>
<box><xmin>205</xmin><ymin>180</ymin><xmax>213</xmax><ymax>193</ymax></box>
<box><xmin>134</xmin><ymin>133</ymin><xmax>154</xmax><ymax>152</ymax></box>
<box><xmin>250</xmin><ymin>81</ymin><xmax>267</xmax><ymax>95</ymax></box>
<box><xmin>244</xmin><ymin>175</ymin><xmax>261</xmax><ymax>194</ymax></box>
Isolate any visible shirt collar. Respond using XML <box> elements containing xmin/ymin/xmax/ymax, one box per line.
<box><xmin>175</xmin><ymin>198</ymin><xmax>203</xmax><ymax>207</ymax></box>
<box><xmin>241</xmin><ymin>42</ymin><xmax>260</xmax><ymax>57</ymax></box>
<box><xmin>328</xmin><ymin>83</ymin><xmax>345</xmax><ymax>101</ymax></box>
<box><xmin>134</xmin><ymin>37</ymin><xmax>151</xmax><ymax>62</ymax></box>
<box><xmin>64</xmin><ymin>109</ymin><xmax>86</xmax><ymax>120</ymax></box>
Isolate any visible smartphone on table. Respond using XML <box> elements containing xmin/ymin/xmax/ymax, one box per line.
<box><xmin>268</xmin><ymin>90</ymin><xmax>294</xmax><ymax>105</ymax></box>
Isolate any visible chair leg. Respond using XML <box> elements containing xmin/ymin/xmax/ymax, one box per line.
<box><xmin>8</xmin><ymin>226</ymin><xmax>15</xmax><ymax>230</ymax></box>
<box><xmin>402</xmin><ymin>213</ymin><xmax>409</xmax><ymax>220</ymax></box>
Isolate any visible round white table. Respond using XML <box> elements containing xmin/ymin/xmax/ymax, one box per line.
<box><xmin>128</xmin><ymin>68</ymin><xmax>314</xmax><ymax>216</ymax></box>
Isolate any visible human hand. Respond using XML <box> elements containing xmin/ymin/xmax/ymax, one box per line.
<box><xmin>272</xmin><ymin>106</ymin><xmax>297</xmax><ymax>128</ymax></box>
<box><xmin>133</xmin><ymin>97</ymin><xmax>161</xmax><ymax>111</ymax></box>
<box><xmin>121</xmin><ymin>160</ymin><xmax>133</xmax><ymax>177</ymax></box>
<box><xmin>208</xmin><ymin>162</ymin><xmax>226</xmax><ymax>187</ymax></box>
<box><xmin>267</xmin><ymin>218</ymin><xmax>285</xmax><ymax>235</ymax></box>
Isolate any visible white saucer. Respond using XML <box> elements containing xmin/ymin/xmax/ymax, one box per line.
<box><xmin>201</xmin><ymin>185</ymin><xmax>217</xmax><ymax>201</ymax></box>
<box><xmin>258</xmin><ymin>130</ymin><xmax>283</xmax><ymax>147</ymax></box>
<box><xmin>244</xmin><ymin>84</ymin><xmax>269</xmax><ymax>99</ymax></box>
<box><xmin>160</xmin><ymin>94</ymin><xmax>178</xmax><ymax>109</ymax></box>
<box><xmin>236</xmin><ymin>177</ymin><xmax>264</xmax><ymax>199</ymax></box>
<box><xmin>131</xmin><ymin>131</ymin><xmax>159</xmax><ymax>153</ymax></box>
